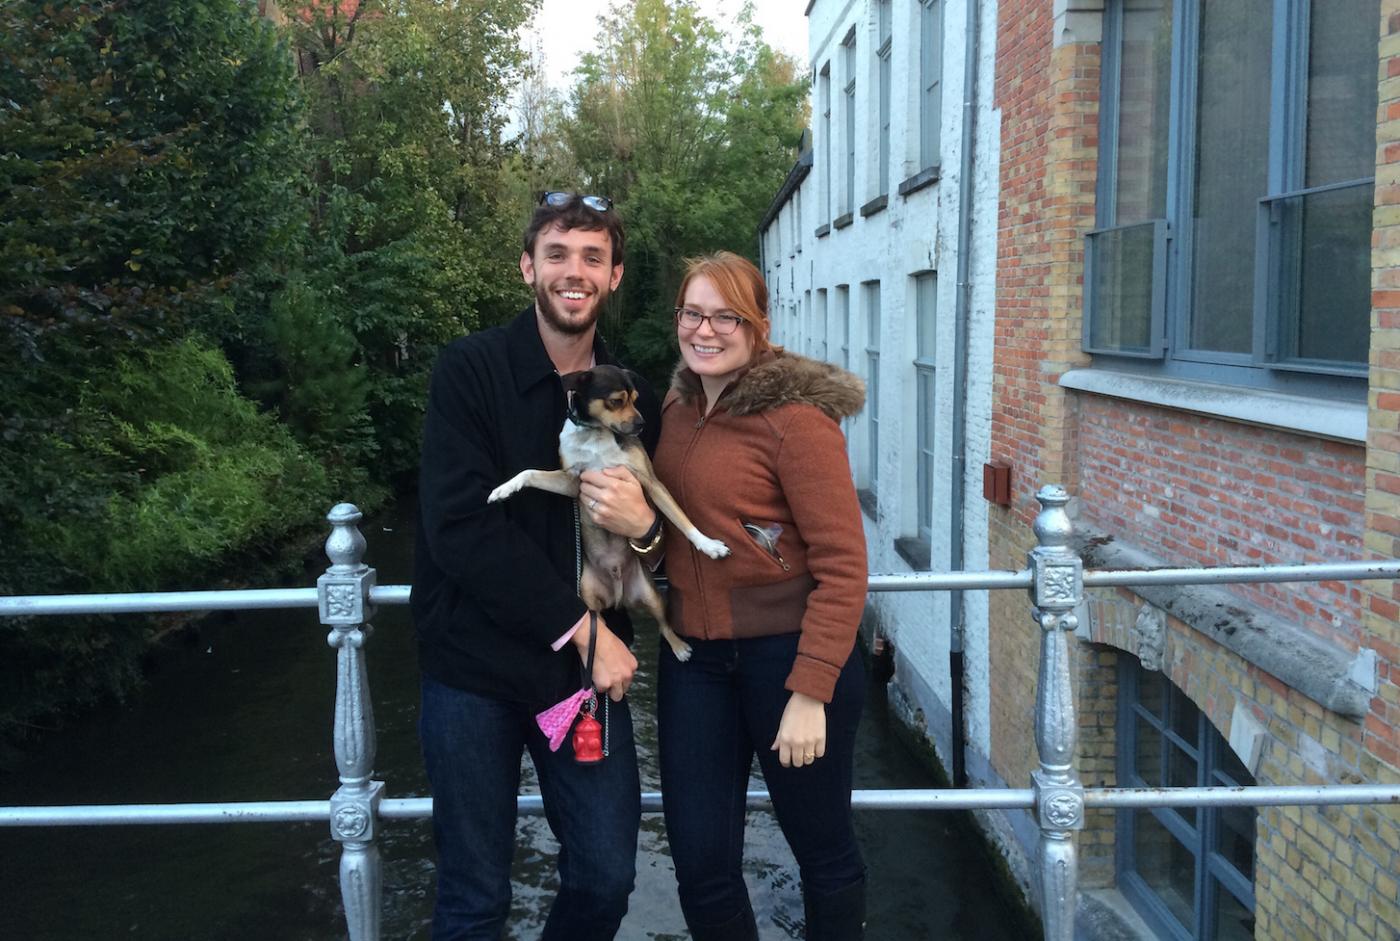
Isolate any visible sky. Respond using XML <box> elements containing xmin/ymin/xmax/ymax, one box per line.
<box><xmin>522</xmin><ymin>0</ymin><xmax>810</xmax><ymax>92</ymax></box>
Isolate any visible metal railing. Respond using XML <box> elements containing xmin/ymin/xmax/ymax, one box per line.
<box><xmin>3</xmin><ymin>489</ymin><xmax>1400</xmax><ymax>940</ymax></box>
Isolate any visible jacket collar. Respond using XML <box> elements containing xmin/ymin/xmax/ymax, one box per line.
<box><xmin>669</xmin><ymin>349</ymin><xmax>865</xmax><ymax>422</ymax></box>
<box><xmin>507</xmin><ymin>305</ymin><xmax>616</xmax><ymax>394</ymax></box>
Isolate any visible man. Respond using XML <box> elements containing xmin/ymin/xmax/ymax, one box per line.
<box><xmin>413</xmin><ymin>193</ymin><xmax>663</xmax><ymax>940</ymax></box>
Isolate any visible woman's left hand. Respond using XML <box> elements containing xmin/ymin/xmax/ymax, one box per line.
<box><xmin>772</xmin><ymin>691</ymin><xmax>827</xmax><ymax>768</ymax></box>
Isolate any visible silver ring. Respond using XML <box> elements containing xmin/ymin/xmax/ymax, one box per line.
<box><xmin>589</xmin><ymin>499</ymin><xmax>599</xmax><ymax>511</ymax></box>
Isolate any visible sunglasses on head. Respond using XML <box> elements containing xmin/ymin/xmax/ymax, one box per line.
<box><xmin>539</xmin><ymin>191</ymin><xmax>613</xmax><ymax>213</ymax></box>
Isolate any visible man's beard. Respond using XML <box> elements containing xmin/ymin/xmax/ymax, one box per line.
<box><xmin>535</xmin><ymin>281</ymin><xmax>608</xmax><ymax>336</ymax></box>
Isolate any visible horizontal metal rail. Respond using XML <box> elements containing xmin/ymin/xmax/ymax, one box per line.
<box><xmin>8</xmin><ymin>558</ymin><xmax>1400</xmax><ymax>618</ymax></box>
<box><xmin>9</xmin><ymin>783</ymin><xmax>1398</xmax><ymax>829</ymax></box>
<box><xmin>5</xmin><ymin>495</ymin><xmax>1399</xmax><ymax>941</ymax></box>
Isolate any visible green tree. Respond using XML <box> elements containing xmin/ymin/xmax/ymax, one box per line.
<box><xmin>284</xmin><ymin>0</ymin><xmax>539</xmax><ymax>482</ymax></box>
<box><xmin>559</xmin><ymin>0</ymin><xmax>808</xmax><ymax>381</ymax></box>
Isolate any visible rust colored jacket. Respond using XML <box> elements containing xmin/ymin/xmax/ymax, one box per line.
<box><xmin>653</xmin><ymin>351</ymin><xmax>868</xmax><ymax>702</ymax></box>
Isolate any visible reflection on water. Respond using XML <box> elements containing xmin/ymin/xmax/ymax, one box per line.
<box><xmin>0</xmin><ymin>500</ymin><xmax>1032</xmax><ymax>940</ymax></box>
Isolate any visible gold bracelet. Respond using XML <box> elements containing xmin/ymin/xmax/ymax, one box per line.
<box><xmin>628</xmin><ymin>521</ymin><xmax>663</xmax><ymax>554</ymax></box>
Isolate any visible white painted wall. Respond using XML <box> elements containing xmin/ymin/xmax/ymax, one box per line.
<box><xmin>761</xmin><ymin>0</ymin><xmax>1001</xmax><ymax>782</ymax></box>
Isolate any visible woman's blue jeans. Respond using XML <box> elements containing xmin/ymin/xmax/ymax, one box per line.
<box><xmin>419</xmin><ymin>674</ymin><xmax>640</xmax><ymax>941</ymax></box>
<box><xmin>657</xmin><ymin>632</ymin><xmax>866</xmax><ymax>929</ymax></box>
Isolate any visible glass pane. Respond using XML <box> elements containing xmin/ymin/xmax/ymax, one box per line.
<box><xmin>1212</xmin><ymin>879</ymin><xmax>1256</xmax><ymax>941</ymax></box>
<box><xmin>1168</xmin><ymin>742</ymin><xmax>1198</xmax><ymax>789</ymax></box>
<box><xmin>1135</xmin><ymin>711</ymin><xmax>1165</xmax><ymax>785</ymax></box>
<box><xmin>1138</xmin><ymin>668</ymin><xmax>1168</xmax><ymax>720</ymax></box>
<box><xmin>1133</xmin><ymin>810</ymin><xmax>1197</xmax><ymax>931</ymax></box>
<box><xmin>917</xmin><ymin>369</ymin><xmax>935</xmax><ymax>537</ymax></box>
<box><xmin>1214</xmin><ymin>736</ymin><xmax>1252</xmax><ymax>787</ymax></box>
<box><xmin>1113</xmin><ymin>0</ymin><xmax>1173</xmax><ymax>224</ymax></box>
<box><xmin>1188</xmin><ymin>0</ymin><xmax>1272</xmax><ymax>354</ymax></box>
<box><xmin>1283</xmin><ymin>183</ymin><xmax>1372</xmax><ymax>365</ymax></box>
<box><xmin>916</xmin><ymin>275</ymin><xmax>937</xmax><ymax>358</ymax></box>
<box><xmin>1089</xmin><ymin>223</ymin><xmax>1157</xmax><ymax>351</ymax></box>
<box><xmin>1306</xmin><ymin>0</ymin><xmax>1381</xmax><ymax>187</ymax></box>
<box><xmin>1168</xmin><ymin>683</ymin><xmax>1200</xmax><ymax>748</ymax></box>
<box><xmin>1215</xmin><ymin>803</ymin><xmax>1256</xmax><ymax>880</ymax></box>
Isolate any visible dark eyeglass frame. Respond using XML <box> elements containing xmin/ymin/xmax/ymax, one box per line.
<box><xmin>539</xmin><ymin>191</ymin><xmax>613</xmax><ymax>213</ymax></box>
<box><xmin>675</xmin><ymin>306</ymin><xmax>746</xmax><ymax>335</ymax></box>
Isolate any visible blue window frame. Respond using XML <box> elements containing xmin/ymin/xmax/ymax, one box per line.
<box><xmin>918</xmin><ymin>0</ymin><xmax>943</xmax><ymax>171</ymax></box>
<box><xmin>1087</xmin><ymin>0</ymin><xmax>1378</xmax><ymax>390</ymax></box>
<box><xmin>863</xmin><ymin>281</ymin><xmax>881</xmax><ymax>495</ymax></box>
<box><xmin>877</xmin><ymin>0</ymin><xmax>893</xmax><ymax>196</ymax></box>
<box><xmin>843</xmin><ymin>29</ymin><xmax>857</xmax><ymax>215</ymax></box>
<box><xmin>1117</xmin><ymin>660</ymin><xmax>1256</xmax><ymax>941</ymax></box>
<box><xmin>820</xmin><ymin>64</ymin><xmax>832</xmax><ymax>224</ymax></box>
<box><xmin>914</xmin><ymin>273</ymin><xmax>937</xmax><ymax>545</ymax></box>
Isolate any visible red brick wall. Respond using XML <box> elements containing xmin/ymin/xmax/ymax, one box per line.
<box><xmin>1077</xmin><ymin>398</ymin><xmax>1368</xmax><ymax>649</ymax></box>
<box><xmin>988</xmin><ymin>0</ymin><xmax>1100</xmax><ymax>786</ymax></box>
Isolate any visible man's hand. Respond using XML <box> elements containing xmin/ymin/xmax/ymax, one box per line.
<box><xmin>772</xmin><ymin>691</ymin><xmax>827</xmax><ymax>768</ymax></box>
<box><xmin>580</xmin><ymin>466</ymin><xmax>655</xmax><ymax>539</ymax></box>
<box><xmin>573</xmin><ymin>615</ymin><xmax>637</xmax><ymax>702</ymax></box>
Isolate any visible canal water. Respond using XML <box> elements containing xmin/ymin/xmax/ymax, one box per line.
<box><xmin>0</xmin><ymin>499</ymin><xmax>1036</xmax><ymax>940</ymax></box>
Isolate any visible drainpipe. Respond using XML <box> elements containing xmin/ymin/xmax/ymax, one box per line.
<box><xmin>949</xmin><ymin>0</ymin><xmax>982</xmax><ymax>789</ymax></box>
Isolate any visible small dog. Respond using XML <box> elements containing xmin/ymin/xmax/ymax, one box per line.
<box><xmin>487</xmin><ymin>365</ymin><xmax>729</xmax><ymax>661</ymax></box>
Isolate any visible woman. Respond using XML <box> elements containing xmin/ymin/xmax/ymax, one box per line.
<box><xmin>646</xmin><ymin>251</ymin><xmax>868</xmax><ymax>940</ymax></box>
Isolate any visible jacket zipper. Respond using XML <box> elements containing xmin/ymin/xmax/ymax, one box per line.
<box><xmin>678</xmin><ymin>405</ymin><xmax>714</xmax><ymax>638</ymax></box>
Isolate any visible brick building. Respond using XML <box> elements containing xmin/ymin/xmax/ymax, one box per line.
<box><xmin>761</xmin><ymin>0</ymin><xmax>1399</xmax><ymax>938</ymax></box>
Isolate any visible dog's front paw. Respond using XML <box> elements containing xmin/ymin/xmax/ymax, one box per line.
<box><xmin>671</xmin><ymin>639</ymin><xmax>693</xmax><ymax>662</ymax></box>
<box><xmin>693</xmin><ymin>536</ymin><xmax>730</xmax><ymax>559</ymax></box>
<box><xmin>487</xmin><ymin>481</ymin><xmax>520</xmax><ymax>503</ymax></box>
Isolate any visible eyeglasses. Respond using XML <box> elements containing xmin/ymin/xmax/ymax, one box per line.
<box><xmin>675</xmin><ymin>307</ymin><xmax>746</xmax><ymax>335</ymax></box>
<box><xmin>539</xmin><ymin>191</ymin><xmax>613</xmax><ymax>213</ymax></box>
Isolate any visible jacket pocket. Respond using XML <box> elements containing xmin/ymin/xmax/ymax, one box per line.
<box><xmin>741</xmin><ymin>520</ymin><xmax>791</xmax><ymax>572</ymax></box>
<box><xmin>730</xmin><ymin>572</ymin><xmax>816</xmax><ymax>638</ymax></box>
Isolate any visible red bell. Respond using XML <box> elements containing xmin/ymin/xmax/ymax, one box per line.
<box><xmin>573</xmin><ymin>710</ymin><xmax>604</xmax><ymax>764</ymax></box>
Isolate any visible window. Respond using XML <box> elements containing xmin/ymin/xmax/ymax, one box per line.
<box><xmin>794</xmin><ymin>187</ymin><xmax>803</xmax><ymax>253</ymax></box>
<box><xmin>1118</xmin><ymin>661</ymin><xmax>1256</xmax><ymax>941</ymax></box>
<box><xmin>1087</xmin><ymin>0</ymin><xmax>1378</xmax><ymax>386</ymax></box>
<box><xmin>913</xmin><ymin>273</ymin><xmax>937</xmax><ymax>545</ymax></box>
<box><xmin>820</xmin><ymin>64</ymin><xmax>832</xmax><ymax>224</ymax></box>
<box><xmin>919</xmin><ymin>0</ymin><xmax>943</xmax><ymax>170</ymax></box>
<box><xmin>835</xmin><ymin>286</ymin><xmax>850</xmax><ymax>369</ymax></box>
<box><xmin>877</xmin><ymin>0</ymin><xmax>893</xmax><ymax>196</ymax></box>
<box><xmin>812</xmin><ymin>289</ymin><xmax>828</xmax><ymax>360</ymax></box>
<box><xmin>842</xmin><ymin>30</ymin><xmax>857</xmax><ymax>215</ymax></box>
<box><xmin>862</xmin><ymin>281</ymin><xmax>881</xmax><ymax>497</ymax></box>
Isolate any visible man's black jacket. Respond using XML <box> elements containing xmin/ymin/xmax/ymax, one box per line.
<box><xmin>412</xmin><ymin>306</ymin><xmax>661</xmax><ymax>708</ymax></box>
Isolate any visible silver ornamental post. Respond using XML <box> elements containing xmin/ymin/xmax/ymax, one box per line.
<box><xmin>1028</xmin><ymin>486</ymin><xmax>1084</xmax><ymax>941</ymax></box>
<box><xmin>318</xmin><ymin>503</ymin><xmax>384</xmax><ymax>941</ymax></box>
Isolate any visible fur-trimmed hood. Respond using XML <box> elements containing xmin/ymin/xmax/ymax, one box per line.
<box><xmin>670</xmin><ymin>350</ymin><xmax>865</xmax><ymax>422</ymax></box>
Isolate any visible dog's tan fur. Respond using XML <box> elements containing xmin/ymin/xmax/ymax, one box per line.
<box><xmin>487</xmin><ymin>367</ymin><xmax>728</xmax><ymax>661</ymax></box>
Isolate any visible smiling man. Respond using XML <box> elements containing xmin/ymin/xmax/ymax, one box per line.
<box><xmin>412</xmin><ymin>193</ymin><xmax>664</xmax><ymax>940</ymax></box>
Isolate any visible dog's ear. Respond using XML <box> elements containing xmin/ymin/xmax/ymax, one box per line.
<box><xmin>561</xmin><ymin>369</ymin><xmax>593</xmax><ymax>394</ymax></box>
<box><xmin>621</xmin><ymin>369</ymin><xmax>642</xmax><ymax>393</ymax></box>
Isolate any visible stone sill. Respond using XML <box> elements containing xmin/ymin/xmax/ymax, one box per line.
<box><xmin>1072</xmin><ymin>524</ymin><xmax>1376</xmax><ymax>718</ymax></box>
<box><xmin>894</xmin><ymin>536</ymin><xmax>931</xmax><ymax>571</ymax></box>
<box><xmin>833</xmin><ymin>211</ymin><xmax>854</xmax><ymax>230</ymax></box>
<box><xmin>814</xmin><ymin>223</ymin><xmax>831</xmax><ymax>239</ymax></box>
<box><xmin>898</xmin><ymin>165</ymin><xmax>940</xmax><ymax>197</ymax></box>
<box><xmin>860</xmin><ymin>194</ymin><xmax>888</xmax><ymax>218</ymax></box>
<box><xmin>1059</xmin><ymin>368</ymin><xmax>1366</xmax><ymax>443</ymax></box>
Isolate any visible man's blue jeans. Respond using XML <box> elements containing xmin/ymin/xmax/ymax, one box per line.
<box><xmin>420</xmin><ymin>674</ymin><xmax>640</xmax><ymax>941</ymax></box>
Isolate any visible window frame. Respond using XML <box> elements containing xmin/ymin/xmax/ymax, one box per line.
<box><xmin>820</xmin><ymin>63</ymin><xmax>833</xmax><ymax>225</ymax></box>
<box><xmin>1086</xmin><ymin>0</ymin><xmax>1375</xmax><ymax>392</ymax></box>
<box><xmin>842</xmin><ymin>28</ymin><xmax>858</xmax><ymax>216</ymax></box>
<box><xmin>913</xmin><ymin>272</ymin><xmax>937</xmax><ymax>547</ymax></box>
<box><xmin>862</xmin><ymin>281</ymin><xmax>881</xmax><ymax>502</ymax></box>
<box><xmin>918</xmin><ymin>0</ymin><xmax>943</xmax><ymax>172</ymax></box>
<box><xmin>877</xmin><ymin>0</ymin><xmax>893</xmax><ymax>197</ymax></box>
<box><xmin>1116</xmin><ymin>660</ymin><xmax>1256</xmax><ymax>941</ymax></box>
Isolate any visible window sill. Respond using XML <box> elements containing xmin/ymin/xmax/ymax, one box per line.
<box><xmin>858</xmin><ymin>489</ymin><xmax>878</xmax><ymax>520</ymax></box>
<box><xmin>815</xmin><ymin>223</ymin><xmax>831</xmax><ymax>239</ymax></box>
<box><xmin>898</xmin><ymin>166</ymin><xmax>940</xmax><ymax>197</ymax></box>
<box><xmin>893</xmin><ymin>536</ymin><xmax>930</xmax><ymax>571</ymax></box>
<box><xmin>860</xmin><ymin>195</ymin><xmax>888</xmax><ymax>217</ymax></box>
<box><xmin>833</xmin><ymin>212</ymin><xmax>854</xmax><ymax>230</ymax></box>
<box><xmin>1059</xmin><ymin>368</ymin><xmax>1366</xmax><ymax>443</ymax></box>
<box><xmin>1073</xmin><ymin>524</ymin><xmax>1375</xmax><ymax>718</ymax></box>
